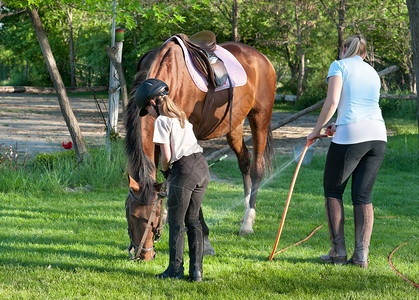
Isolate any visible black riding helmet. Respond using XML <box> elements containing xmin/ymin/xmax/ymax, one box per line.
<box><xmin>135</xmin><ymin>78</ymin><xmax>169</xmax><ymax>116</ymax></box>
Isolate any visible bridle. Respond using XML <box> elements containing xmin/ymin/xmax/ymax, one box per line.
<box><xmin>126</xmin><ymin>181</ymin><xmax>167</xmax><ymax>260</ymax></box>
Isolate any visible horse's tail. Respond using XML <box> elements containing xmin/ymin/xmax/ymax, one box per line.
<box><xmin>264</xmin><ymin>125</ymin><xmax>275</xmax><ymax>175</ymax></box>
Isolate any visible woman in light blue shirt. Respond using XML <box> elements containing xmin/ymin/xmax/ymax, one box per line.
<box><xmin>307</xmin><ymin>35</ymin><xmax>386</xmax><ymax>268</ymax></box>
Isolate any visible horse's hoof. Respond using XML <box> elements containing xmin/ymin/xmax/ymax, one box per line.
<box><xmin>203</xmin><ymin>235</ymin><xmax>215</xmax><ymax>256</ymax></box>
<box><xmin>240</xmin><ymin>208</ymin><xmax>255</xmax><ymax>235</ymax></box>
<box><xmin>239</xmin><ymin>226</ymin><xmax>254</xmax><ymax>236</ymax></box>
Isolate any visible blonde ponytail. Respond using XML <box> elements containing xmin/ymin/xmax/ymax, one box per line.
<box><xmin>156</xmin><ymin>95</ymin><xmax>186</xmax><ymax>128</ymax></box>
<box><xmin>341</xmin><ymin>35</ymin><xmax>367</xmax><ymax>59</ymax></box>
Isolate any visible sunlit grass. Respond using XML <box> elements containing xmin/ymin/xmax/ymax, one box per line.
<box><xmin>0</xmin><ymin>117</ymin><xmax>417</xmax><ymax>299</ymax></box>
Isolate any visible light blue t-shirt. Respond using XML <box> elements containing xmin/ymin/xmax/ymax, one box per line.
<box><xmin>327</xmin><ymin>55</ymin><xmax>383</xmax><ymax>126</ymax></box>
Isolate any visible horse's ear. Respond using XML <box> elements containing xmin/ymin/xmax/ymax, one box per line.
<box><xmin>128</xmin><ymin>175</ymin><xmax>140</xmax><ymax>192</ymax></box>
<box><xmin>154</xmin><ymin>182</ymin><xmax>163</xmax><ymax>192</ymax></box>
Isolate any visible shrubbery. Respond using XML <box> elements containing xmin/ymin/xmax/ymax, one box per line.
<box><xmin>0</xmin><ymin>141</ymin><xmax>127</xmax><ymax>193</ymax></box>
<box><xmin>34</xmin><ymin>150</ymin><xmax>77</xmax><ymax>170</ymax></box>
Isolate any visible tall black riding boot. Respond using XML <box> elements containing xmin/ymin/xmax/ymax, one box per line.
<box><xmin>155</xmin><ymin>225</ymin><xmax>185</xmax><ymax>279</ymax></box>
<box><xmin>321</xmin><ymin>197</ymin><xmax>347</xmax><ymax>264</ymax></box>
<box><xmin>187</xmin><ymin>221</ymin><xmax>204</xmax><ymax>282</ymax></box>
<box><xmin>348</xmin><ymin>203</ymin><xmax>374</xmax><ymax>268</ymax></box>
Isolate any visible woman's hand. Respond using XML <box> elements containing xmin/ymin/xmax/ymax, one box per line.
<box><xmin>325</xmin><ymin>123</ymin><xmax>336</xmax><ymax>137</ymax></box>
<box><xmin>307</xmin><ymin>130</ymin><xmax>321</xmax><ymax>142</ymax></box>
<box><xmin>307</xmin><ymin>123</ymin><xmax>336</xmax><ymax>142</ymax></box>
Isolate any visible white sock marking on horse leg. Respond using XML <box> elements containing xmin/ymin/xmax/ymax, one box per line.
<box><xmin>239</xmin><ymin>208</ymin><xmax>255</xmax><ymax>235</ymax></box>
<box><xmin>244</xmin><ymin>193</ymin><xmax>250</xmax><ymax>210</ymax></box>
<box><xmin>161</xmin><ymin>206</ymin><xmax>168</xmax><ymax>225</ymax></box>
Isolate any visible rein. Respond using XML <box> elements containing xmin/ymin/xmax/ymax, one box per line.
<box><xmin>127</xmin><ymin>181</ymin><xmax>167</xmax><ymax>260</ymax></box>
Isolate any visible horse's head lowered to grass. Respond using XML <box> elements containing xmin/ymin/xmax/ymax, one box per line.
<box><xmin>125</xmin><ymin>175</ymin><xmax>164</xmax><ymax>261</ymax></box>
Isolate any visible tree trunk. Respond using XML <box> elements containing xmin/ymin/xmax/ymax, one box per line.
<box><xmin>28</xmin><ymin>8</ymin><xmax>88</xmax><ymax>163</ymax></box>
<box><xmin>381</xmin><ymin>77</ymin><xmax>388</xmax><ymax>93</ymax></box>
<box><xmin>232</xmin><ymin>0</ymin><xmax>239</xmax><ymax>42</ymax></box>
<box><xmin>25</xmin><ymin>60</ymin><xmax>29</xmax><ymax>82</ymax></box>
<box><xmin>337</xmin><ymin>0</ymin><xmax>346</xmax><ymax>60</ymax></box>
<box><xmin>408</xmin><ymin>56</ymin><xmax>416</xmax><ymax>94</ymax></box>
<box><xmin>295</xmin><ymin>3</ymin><xmax>305</xmax><ymax>101</ymax></box>
<box><xmin>297</xmin><ymin>53</ymin><xmax>305</xmax><ymax>100</ymax></box>
<box><xmin>284</xmin><ymin>44</ymin><xmax>298</xmax><ymax>86</ymax></box>
<box><xmin>68</xmin><ymin>7</ymin><xmax>76</xmax><ymax>88</ymax></box>
<box><xmin>320</xmin><ymin>0</ymin><xmax>347</xmax><ymax>60</ymax></box>
<box><xmin>406</xmin><ymin>0</ymin><xmax>419</xmax><ymax>145</ymax></box>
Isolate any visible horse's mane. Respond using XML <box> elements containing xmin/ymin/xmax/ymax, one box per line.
<box><xmin>124</xmin><ymin>47</ymin><xmax>160</xmax><ymax>203</ymax></box>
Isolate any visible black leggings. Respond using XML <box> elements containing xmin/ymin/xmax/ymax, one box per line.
<box><xmin>324</xmin><ymin>141</ymin><xmax>386</xmax><ymax>205</ymax></box>
<box><xmin>167</xmin><ymin>153</ymin><xmax>209</xmax><ymax>228</ymax></box>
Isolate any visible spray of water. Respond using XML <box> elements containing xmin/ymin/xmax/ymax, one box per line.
<box><xmin>206</xmin><ymin>154</ymin><xmax>298</xmax><ymax>226</ymax></box>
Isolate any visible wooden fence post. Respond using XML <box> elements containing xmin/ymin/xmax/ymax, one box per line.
<box><xmin>107</xmin><ymin>29</ymin><xmax>124</xmax><ymax>141</ymax></box>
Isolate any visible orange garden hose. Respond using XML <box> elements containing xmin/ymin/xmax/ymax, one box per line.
<box><xmin>273</xmin><ymin>225</ymin><xmax>323</xmax><ymax>256</ymax></box>
<box><xmin>269</xmin><ymin>134</ymin><xmax>329</xmax><ymax>261</ymax></box>
<box><xmin>388</xmin><ymin>240</ymin><xmax>419</xmax><ymax>288</ymax></box>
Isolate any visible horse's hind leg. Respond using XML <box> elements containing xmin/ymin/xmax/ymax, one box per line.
<box><xmin>239</xmin><ymin>109</ymin><xmax>273</xmax><ymax>235</ymax></box>
<box><xmin>226</xmin><ymin>122</ymin><xmax>253</xmax><ymax>234</ymax></box>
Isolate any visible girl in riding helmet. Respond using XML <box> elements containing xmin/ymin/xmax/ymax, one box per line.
<box><xmin>135</xmin><ymin>78</ymin><xmax>209</xmax><ymax>282</ymax></box>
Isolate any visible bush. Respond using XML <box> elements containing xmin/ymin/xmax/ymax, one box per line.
<box><xmin>381</xmin><ymin>133</ymin><xmax>419</xmax><ymax>172</ymax></box>
<box><xmin>0</xmin><ymin>141</ymin><xmax>128</xmax><ymax>193</ymax></box>
<box><xmin>380</xmin><ymin>98</ymin><xmax>417</xmax><ymax>120</ymax></box>
<box><xmin>34</xmin><ymin>150</ymin><xmax>77</xmax><ymax>170</ymax></box>
<box><xmin>295</xmin><ymin>87</ymin><xmax>327</xmax><ymax>110</ymax></box>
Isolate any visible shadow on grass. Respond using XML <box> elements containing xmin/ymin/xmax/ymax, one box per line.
<box><xmin>0</xmin><ymin>237</ymin><xmax>160</xmax><ymax>278</ymax></box>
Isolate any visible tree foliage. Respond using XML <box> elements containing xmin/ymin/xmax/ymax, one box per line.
<box><xmin>0</xmin><ymin>0</ymin><xmax>415</xmax><ymax>99</ymax></box>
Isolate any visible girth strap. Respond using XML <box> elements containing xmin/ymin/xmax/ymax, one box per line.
<box><xmin>197</xmin><ymin>75</ymin><xmax>234</xmax><ymax>139</ymax></box>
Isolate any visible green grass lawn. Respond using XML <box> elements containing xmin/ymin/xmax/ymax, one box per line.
<box><xmin>0</xmin><ymin>115</ymin><xmax>418</xmax><ymax>299</ymax></box>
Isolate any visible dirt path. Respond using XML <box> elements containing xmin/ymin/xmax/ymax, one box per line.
<box><xmin>0</xmin><ymin>93</ymin><xmax>332</xmax><ymax>159</ymax></box>
<box><xmin>0</xmin><ymin>94</ymin><xmax>115</xmax><ymax>155</ymax></box>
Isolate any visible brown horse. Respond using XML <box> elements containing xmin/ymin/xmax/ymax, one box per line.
<box><xmin>124</xmin><ymin>36</ymin><xmax>276</xmax><ymax>260</ymax></box>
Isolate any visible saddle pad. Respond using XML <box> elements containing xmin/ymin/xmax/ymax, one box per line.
<box><xmin>164</xmin><ymin>36</ymin><xmax>247</xmax><ymax>92</ymax></box>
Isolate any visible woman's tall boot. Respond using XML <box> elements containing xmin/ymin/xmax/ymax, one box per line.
<box><xmin>187</xmin><ymin>221</ymin><xmax>203</xmax><ymax>282</ymax></box>
<box><xmin>321</xmin><ymin>197</ymin><xmax>347</xmax><ymax>264</ymax></box>
<box><xmin>348</xmin><ymin>203</ymin><xmax>374</xmax><ymax>268</ymax></box>
<box><xmin>155</xmin><ymin>225</ymin><xmax>185</xmax><ymax>279</ymax></box>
